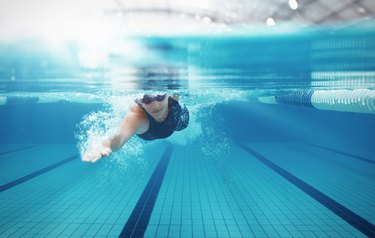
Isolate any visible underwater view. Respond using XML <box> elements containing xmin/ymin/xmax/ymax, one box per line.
<box><xmin>1</xmin><ymin>0</ymin><xmax>375</xmax><ymax>237</ymax></box>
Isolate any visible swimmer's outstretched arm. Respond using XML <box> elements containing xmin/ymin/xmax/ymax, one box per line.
<box><xmin>82</xmin><ymin>105</ymin><xmax>145</xmax><ymax>163</ymax></box>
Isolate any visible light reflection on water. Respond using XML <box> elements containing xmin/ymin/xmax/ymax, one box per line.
<box><xmin>1</xmin><ymin>25</ymin><xmax>375</xmax><ymax>97</ymax></box>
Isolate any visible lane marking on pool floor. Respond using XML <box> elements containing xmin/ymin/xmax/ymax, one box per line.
<box><xmin>119</xmin><ymin>143</ymin><xmax>173</xmax><ymax>238</ymax></box>
<box><xmin>306</xmin><ymin>143</ymin><xmax>375</xmax><ymax>165</ymax></box>
<box><xmin>0</xmin><ymin>143</ymin><xmax>46</xmax><ymax>157</ymax></box>
<box><xmin>0</xmin><ymin>154</ymin><xmax>79</xmax><ymax>193</ymax></box>
<box><xmin>238</xmin><ymin>143</ymin><xmax>375</xmax><ymax>238</ymax></box>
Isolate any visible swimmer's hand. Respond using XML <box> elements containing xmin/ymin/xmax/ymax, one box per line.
<box><xmin>82</xmin><ymin>141</ymin><xmax>112</xmax><ymax>163</ymax></box>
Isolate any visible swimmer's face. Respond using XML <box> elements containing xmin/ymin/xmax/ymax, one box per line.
<box><xmin>142</xmin><ymin>95</ymin><xmax>168</xmax><ymax>113</ymax></box>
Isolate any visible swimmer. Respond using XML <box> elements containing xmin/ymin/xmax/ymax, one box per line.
<box><xmin>82</xmin><ymin>94</ymin><xmax>189</xmax><ymax>162</ymax></box>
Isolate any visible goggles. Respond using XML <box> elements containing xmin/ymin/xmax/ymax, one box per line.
<box><xmin>141</xmin><ymin>94</ymin><xmax>167</xmax><ymax>104</ymax></box>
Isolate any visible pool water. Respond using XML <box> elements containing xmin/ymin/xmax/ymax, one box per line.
<box><xmin>0</xmin><ymin>23</ymin><xmax>375</xmax><ymax>237</ymax></box>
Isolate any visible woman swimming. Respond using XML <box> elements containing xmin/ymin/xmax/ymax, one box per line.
<box><xmin>82</xmin><ymin>94</ymin><xmax>189</xmax><ymax>162</ymax></box>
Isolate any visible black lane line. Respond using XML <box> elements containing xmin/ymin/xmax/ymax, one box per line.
<box><xmin>119</xmin><ymin>144</ymin><xmax>173</xmax><ymax>238</ymax></box>
<box><xmin>0</xmin><ymin>144</ymin><xmax>46</xmax><ymax>157</ymax></box>
<box><xmin>0</xmin><ymin>154</ymin><xmax>79</xmax><ymax>193</ymax></box>
<box><xmin>306</xmin><ymin>143</ymin><xmax>375</xmax><ymax>165</ymax></box>
<box><xmin>238</xmin><ymin>143</ymin><xmax>375</xmax><ymax>238</ymax></box>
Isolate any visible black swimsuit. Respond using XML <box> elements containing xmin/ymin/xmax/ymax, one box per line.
<box><xmin>135</xmin><ymin>97</ymin><xmax>182</xmax><ymax>140</ymax></box>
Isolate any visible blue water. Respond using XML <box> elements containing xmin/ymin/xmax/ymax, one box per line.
<box><xmin>1</xmin><ymin>23</ymin><xmax>375</xmax><ymax>237</ymax></box>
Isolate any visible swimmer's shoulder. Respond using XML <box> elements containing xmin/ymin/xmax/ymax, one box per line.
<box><xmin>130</xmin><ymin>102</ymin><xmax>143</xmax><ymax>113</ymax></box>
<box><xmin>129</xmin><ymin>102</ymin><xmax>147</xmax><ymax>120</ymax></box>
<box><xmin>171</xmin><ymin>94</ymin><xmax>179</xmax><ymax>101</ymax></box>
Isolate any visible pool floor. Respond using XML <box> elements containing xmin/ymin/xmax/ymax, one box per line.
<box><xmin>0</xmin><ymin>142</ymin><xmax>374</xmax><ymax>237</ymax></box>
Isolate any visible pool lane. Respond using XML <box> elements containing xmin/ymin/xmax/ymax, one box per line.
<box><xmin>0</xmin><ymin>155</ymin><xmax>79</xmax><ymax>193</ymax></box>
<box><xmin>0</xmin><ymin>144</ymin><xmax>78</xmax><ymax>186</ymax></box>
<box><xmin>0</xmin><ymin>142</ymin><xmax>168</xmax><ymax>238</ymax></box>
<box><xmin>238</xmin><ymin>143</ymin><xmax>375</xmax><ymax>238</ymax></box>
<box><xmin>119</xmin><ymin>143</ymin><xmax>173</xmax><ymax>238</ymax></box>
<box><xmin>144</xmin><ymin>144</ymin><xmax>364</xmax><ymax>238</ymax></box>
<box><xmin>306</xmin><ymin>143</ymin><xmax>375</xmax><ymax>165</ymax></box>
<box><xmin>246</xmin><ymin>142</ymin><xmax>375</xmax><ymax>225</ymax></box>
<box><xmin>0</xmin><ymin>143</ymin><xmax>46</xmax><ymax>156</ymax></box>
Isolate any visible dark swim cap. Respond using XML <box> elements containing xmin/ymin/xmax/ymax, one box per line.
<box><xmin>175</xmin><ymin>106</ymin><xmax>189</xmax><ymax>131</ymax></box>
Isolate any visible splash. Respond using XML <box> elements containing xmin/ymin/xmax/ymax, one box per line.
<box><xmin>75</xmin><ymin>92</ymin><xmax>146</xmax><ymax>170</ymax></box>
<box><xmin>166</xmin><ymin>88</ymin><xmax>249</xmax><ymax>145</ymax></box>
<box><xmin>76</xmin><ymin>109</ymin><xmax>118</xmax><ymax>160</ymax></box>
<box><xmin>75</xmin><ymin>89</ymin><xmax>251</xmax><ymax>169</ymax></box>
<box><xmin>166</xmin><ymin>104</ymin><xmax>202</xmax><ymax>145</ymax></box>
<box><xmin>199</xmin><ymin>105</ymin><xmax>233</xmax><ymax>159</ymax></box>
